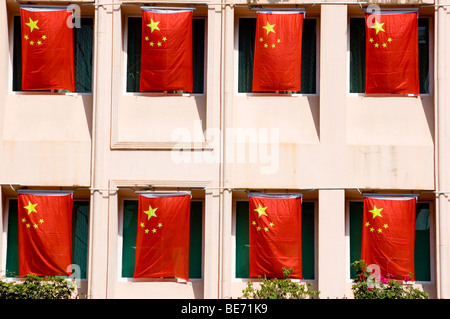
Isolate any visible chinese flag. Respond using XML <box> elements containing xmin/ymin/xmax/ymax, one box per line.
<box><xmin>18</xmin><ymin>191</ymin><xmax>73</xmax><ymax>277</ymax></box>
<box><xmin>249</xmin><ymin>193</ymin><xmax>302</xmax><ymax>279</ymax></box>
<box><xmin>361</xmin><ymin>196</ymin><xmax>416</xmax><ymax>281</ymax></box>
<box><xmin>134</xmin><ymin>193</ymin><xmax>191</xmax><ymax>280</ymax></box>
<box><xmin>365</xmin><ymin>11</ymin><xmax>419</xmax><ymax>94</ymax></box>
<box><xmin>20</xmin><ymin>7</ymin><xmax>75</xmax><ymax>91</ymax></box>
<box><xmin>252</xmin><ymin>11</ymin><xmax>304</xmax><ymax>92</ymax></box>
<box><xmin>140</xmin><ymin>9</ymin><xmax>193</xmax><ymax>92</ymax></box>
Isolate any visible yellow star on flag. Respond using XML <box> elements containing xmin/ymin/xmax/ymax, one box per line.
<box><xmin>25</xmin><ymin>18</ymin><xmax>39</xmax><ymax>32</ymax></box>
<box><xmin>24</xmin><ymin>201</ymin><xmax>38</xmax><ymax>215</ymax></box>
<box><xmin>254</xmin><ymin>204</ymin><xmax>268</xmax><ymax>218</ymax></box>
<box><xmin>144</xmin><ymin>206</ymin><xmax>158</xmax><ymax>220</ymax></box>
<box><xmin>262</xmin><ymin>21</ymin><xmax>276</xmax><ymax>35</ymax></box>
<box><xmin>371</xmin><ymin>19</ymin><xmax>385</xmax><ymax>34</ymax></box>
<box><xmin>369</xmin><ymin>205</ymin><xmax>383</xmax><ymax>219</ymax></box>
<box><xmin>147</xmin><ymin>19</ymin><xmax>160</xmax><ymax>33</ymax></box>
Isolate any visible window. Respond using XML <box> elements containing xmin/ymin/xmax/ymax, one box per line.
<box><xmin>12</xmin><ymin>16</ymin><xmax>93</xmax><ymax>93</ymax></box>
<box><xmin>235</xmin><ymin>201</ymin><xmax>315</xmax><ymax>279</ymax></box>
<box><xmin>126</xmin><ymin>17</ymin><xmax>205</xmax><ymax>94</ymax></box>
<box><xmin>349</xmin><ymin>17</ymin><xmax>430</xmax><ymax>94</ymax></box>
<box><xmin>349</xmin><ymin>201</ymin><xmax>431</xmax><ymax>281</ymax></box>
<box><xmin>238</xmin><ymin>18</ymin><xmax>317</xmax><ymax>94</ymax></box>
<box><xmin>5</xmin><ymin>199</ymin><xmax>89</xmax><ymax>278</ymax></box>
<box><xmin>121</xmin><ymin>200</ymin><xmax>203</xmax><ymax>279</ymax></box>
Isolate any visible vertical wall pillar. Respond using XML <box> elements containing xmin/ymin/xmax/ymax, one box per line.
<box><xmin>87</xmin><ymin>0</ymin><xmax>115</xmax><ymax>299</ymax></box>
<box><xmin>436</xmin><ymin>2</ymin><xmax>449</xmax><ymax>299</ymax></box>
<box><xmin>317</xmin><ymin>4</ymin><xmax>348</xmax><ymax>298</ymax></box>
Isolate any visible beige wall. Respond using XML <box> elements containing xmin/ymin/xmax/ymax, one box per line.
<box><xmin>0</xmin><ymin>0</ymin><xmax>447</xmax><ymax>299</ymax></box>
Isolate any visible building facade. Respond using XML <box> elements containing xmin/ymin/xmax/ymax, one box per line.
<box><xmin>0</xmin><ymin>0</ymin><xmax>449</xmax><ymax>299</ymax></box>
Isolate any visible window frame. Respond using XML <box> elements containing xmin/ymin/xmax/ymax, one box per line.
<box><xmin>117</xmin><ymin>197</ymin><xmax>205</xmax><ymax>282</ymax></box>
<box><xmin>8</xmin><ymin>14</ymin><xmax>94</xmax><ymax>96</ymax></box>
<box><xmin>234</xmin><ymin>14</ymin><xmax>320</xmax><ymax>97</ymax></box>
<box><xmin>232</xmin><ymin>198</ymin><xmax>318</xmax><ymax>282</ymax></box>
<box><xmin>345</xmin><ymin>199</ymin><xmax>435</xmax><ymax>284</ymax></box>
<box><xmin>122</xmin><ymin>15</ymin><xmax>207</xmax><ymax>97</ymax></box>
<box><xmin>346</xmin><ymin>15</ymin><xmax>434</xmax><ymax>97</ymax></box>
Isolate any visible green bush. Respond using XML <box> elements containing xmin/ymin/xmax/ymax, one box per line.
<box><xmin>240</xmin><ymin>267</ymin><xmax>320</xmax><ymax>299</ymax></box>
<box><xmin>0</xmin><ymin>274</ymin><xmax>78</xmax><ymax>299</ymax></box>
<box><xmin>351</xmin><ymin>260</ymin><xmax>428</xmax><ymax>299</ymax></box>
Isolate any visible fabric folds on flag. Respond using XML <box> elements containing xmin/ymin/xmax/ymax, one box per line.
<box><xmin>252</xmin><ymin>11</ymin><xmax>304</xmax><ymax>92</ymax></box>
<box><xmin>134</xmin><ymin>192</ymin><xmax>191</xmax><ymax>280</ymax></box>
<box><xmin>248</xmin><ymin>193</ymin><xmax>302</xmax><ymax>279</ymax></box>
<box><xmin>18</xmin><ymin>191</ymin><xmax>73</xmax><ymax>277</ymax></box>
<box><xmin>140</xmin><ymin>9</ymin><xmax>193</xmax><ymax>92</ymax></box>
<box><xmin>365</xmin><ymin>10</ymin><xmax>419</xmax><ymax>94</ymax></box>
<box><xmin>20</xmin><ymin>7</ymin><xmax>75</xmax><ymax>91</ymax></box>
<box><xmin>361</xmin><ymin>196</ymin><xmax>417</xmax><ymax>281</ymax></box>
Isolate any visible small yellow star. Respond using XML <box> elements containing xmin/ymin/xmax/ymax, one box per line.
<box><xmin>370</xmin><ymin>227</ymin><xmax>374</xmax><ymax>232</ymax></box>
<box><xmin>254</xmin><ymin>204</ymin><xmax>268</xmax><ymax>218</ymax></box>
<box><xmin>33</xmin><ymin>224</ymin><xmax>38</xmax><ymax>229</ymax></box>
<box><xmin>162</xmin><ymin>36</ymin><xmax>167</xmax><ymax>41</ymax></box>
<box><xmin>277</xmin><ymin>39</ymin><xmax>281</xmax><ymax>43</ymax></box>
<box><xmin>140</xmin><ymin>222</ymin><xmax>145</xmax><ymax>228</ymax></box>
<box><xmin>24</xmin><ymin>35</ymin><xmax>29</xmax><ymax>40</ymax></box>
<box><xmin>365</xmin><ymin>222</ymin><xmax>370</xmax><ymax>227</ymax></box>
<box><xmin>374</xmin><ymin>43</ymin><xmax>379</xmax><ymax>48</ymax></box>
<box><xmin>382</xmin><ymin>43</ymin><xmax>387</xmax><ymax>48</ymax></box>
<box><xmin>29</xmin><ymin>41</ymin><xmax>34</xmax><ymax>45</ymax></box>
<box><xmin>158</xmin><ymin>223</ymin><xmax>163</xmax><ymax>228</ymax></box>
<box><xmin>271</xmin><ymin>44</ymin><xmax>275</xmax><ymax>48</ymax></box>
<box><xmin>37</xmin><ymin>40</ymin><xmax>42</xmax><ymax>45</ymax></box>
<box><xmin>26</xmin><ymin>223</ymin><xmax>31</xmax><ymax>228</ymax></box>
<box><xmin>264</xmin><ymin>227</ymin><xmax>269</xmax><ymax>232</ymax></box>
<box><xmin>152</xmin><ymin>228</ymin><xmax>157</xmax><ymax>234</ymax></box>
<box><xmin>256</xmin><ymin>226</ymin><xmax>261</xmax><ymax>231</ymax></box>
<box><xmin>388</xmin><ymin>38</ymin><xmax>392</xmax><ymax>42</ymax></box>
<box><xmin>24</xmin><ymin>201</ymin><xmax>38</xmax><ymax>215</ymax></box>
<box><xmin>157</xmin><ymin>42</ymin><xmax>162</xmax><ymax>47</ymax></box>
<box><xmin>150</xmin><ymin>41</ymin><xmax>154</xmax><ymax>46</ymax></box>
<box><xmin>21</xmin><ymin>218</ymin><xmax>26</xmax><ymax>223</ymax></box>
<box><xmin>269</xmin><ymin>222</ymin><xmax>274</xmax><ymax>227</ymax></box>
<box><xmin>42</xmin><ymin>35</ymin><xmax>47</xmax><ymax>40</ymax></box>
<box><xmin>262</xmin><ymin>21</ymin><xmax>276</xmax><ymax>35</ymax></box>
<box><xmin>377</xmin><ymin>228</ymin><xmax>382</xmax><ymax>233</ymax></box>
<box><xmin>383</xmin><ymin>224</ymin><xmax>389</xmax><ymax>229</ymax></box>
<box><xmin>369</xmin><ymin>38</ymin><xmax>374</xmax><ymax>43</ymax></box>
<box><xmin>39</xmin><ymin>219</ymin><xmax>44</xmax><ymax>224</ymax></box>
<box><xmin>145</xmin><ymin>36</ymin><xmax>149</xmax><ymax>41</ymax></box>
<box><xmin>264</xmin><ymin>43</ymin><xmax>268</xmax><ymax>48</ymax></box>
<box><xmin>259</xmin><ymin>37</ymin><xmax>263</xmax><ymax>42</ymax></box>
<box><xmin>252</xmin><ymin>221</ymin><xmax>256</xmax><ymax>225</ymax></box>
<box><xmin>145</xmin><ymin>229</ymin><xmax>149</xmax><ymax>234</ymax></box>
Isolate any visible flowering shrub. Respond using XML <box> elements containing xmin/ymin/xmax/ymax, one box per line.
<box><xmin>240</xmin><ymin>267</ymin><xmax>320</xmax><ymax>299</ymax></box>
<box><xmin>351</xmin><ymin>260</ymin><xmax>428</xmax><ymax>299</ymax></box>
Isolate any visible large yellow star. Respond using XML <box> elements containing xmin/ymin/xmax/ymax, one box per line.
<box><xmin>262</xmin><ymin>21</ymin><xmax>276</xmax><ymax>35</ymax></box>
<box><xmin>144</xmin><ymin>205</ymin><xmax>158</xmax><ymax>220</ymax></box>
<box><xmin>254</xmin><ymin>204</ymin><xmax>268</xmax><ymax>218</ymax></box>
<box><xmin>369</xmin><ymin>205</ymin><xmax>383</xmax><ymax>219</ymax></box>
<box><xmin>371</xmin><ymin>19</ymin><xmax>385</xmax><ymax>34</ymax></box>
<box><xmin>147</xmin><ymin>19</ymin><xmax>160</xmax><ymax>33</ymax></box>
<box><xmin>24</xmin><ymin>201</ymin><xmax>38</xmax><ymax>215</ymax></box>
<box><xmin>25</xmin><ymin>18</ymin><xmax>39</xmax><ymax>33</ymax></box>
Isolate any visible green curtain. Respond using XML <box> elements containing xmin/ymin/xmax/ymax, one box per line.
<box><xmin>235</xmin><ymin>201</ymin><xmax>316</xmax><ymax>279</ymax></box>
<box><xmin>121</xmin><ymin>200</ymin><xmax>203</xmax><ymax>279</ymax></box>
<box><xmin>12</xmin><ymin>16</ymin><xmax>93</xmax><ymax>93</ymax></box>
<box><xmin>349</xmin><ymin>17</ymin><xmax>430</xmax><ymax>94</ymax></box>
<box><xmin>126</xmin><ymin>18</ymin><xmax>205</xmax><ymax>94</ymax></box>
<box><xmin>5</xmin><ymin>199</ymin><xmax>89</xmax><ymax>279</ymax></box>
<box><xmin>238</xmin><ymin>18</ymin><xmax>317</xmax><ymax>94</ymax></box>
<box><xmin>349</xmin><ymin>201</ymin><xmax>431</xmax><ymax>281</ymax></box>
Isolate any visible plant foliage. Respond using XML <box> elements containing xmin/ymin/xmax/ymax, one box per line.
<box><xmin>351</xmin><ymin>260</ymin><xmax>428</xmax><ymax>299</ymax></box>
<box><xmin>0</xmin><ymin>274</ymin><xmax>78</xmax><ymax>299</ymax></box>
<box><xmin>240</xmin><ymin>267</ymin><xmax>320</xmax><ymax>299</ymax></box>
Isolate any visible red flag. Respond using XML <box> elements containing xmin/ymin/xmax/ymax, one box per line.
<box><xmin>252</xmin><ymin>11</ymin><xmax>304</xmax><ymax>92</ymax></box>
<box><xmin>140</xmin><ymin>9</ymin><xmax>193</xmax><ymax>92</ymax></box>
<box><xmin>361</xmin><ymin>196</ymin><xmax>416</xmax><ymax>281</ymax></box>
<box><xmin>134</xmin><ymin>193</ymin><xmax>191</xmax><ymax>280</ymax></box>
<box><xmin>20</xmin><ymin>7</ymin><xmax>75</xmax><ymax>91</ymax></box>
<box><xmin>365</xmin><ymin>11</ymin><xmax>419</xmax><ymax>94</ymax></box>
<box><xmin>249</xmin><ymin>193</ymin><xmax>302</xmax><ymax>279</ymax></box>
<box><xmin>18</xmin><ymin>191</ymin><xmax>73</xmax><ymax>277</ymax></box>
